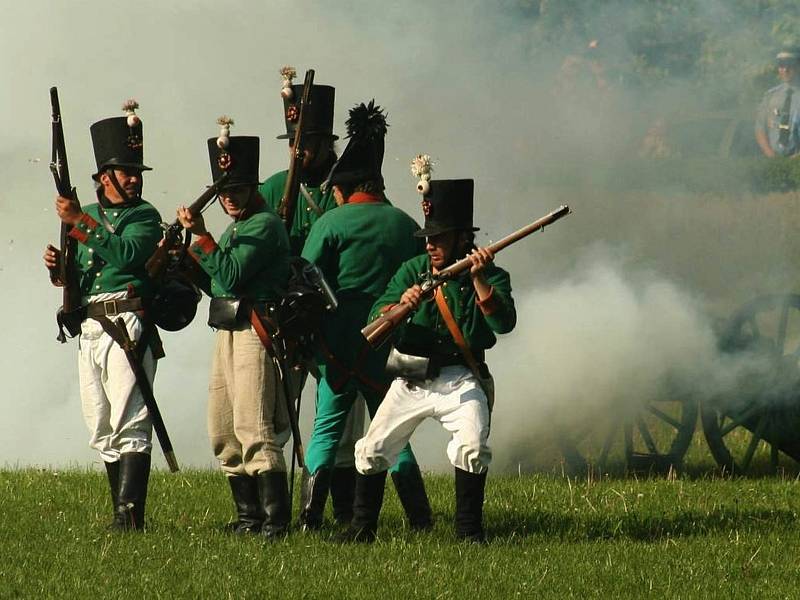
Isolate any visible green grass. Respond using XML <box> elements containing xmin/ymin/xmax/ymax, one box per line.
<box><xmin>2</xmin><ymin>469</ymin><xmax>799</xmax><ymax>599</ymax></box>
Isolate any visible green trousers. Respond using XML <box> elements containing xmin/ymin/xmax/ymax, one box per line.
<box><xmin>305</xmin><ymin>375</ymin><xmax>419</xmax><ymax>475</ymax></box>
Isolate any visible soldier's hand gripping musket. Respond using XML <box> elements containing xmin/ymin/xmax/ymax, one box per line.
<box><xmin>145</xmin><ymin>172</ymin><xmax>230</xmax><ymax>279</ymax></box>
<box><xmin>361</xmin><ymin>205</ymin><xmax>571</xmax><ymax>349</ymax></box>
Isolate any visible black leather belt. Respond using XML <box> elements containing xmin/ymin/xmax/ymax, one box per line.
<box><xmin>84</xmin><ymin>297</ymin><xmax>144</xmax><ymax>318</ymax></box>
<box><xmin>431</xmin><ymin>351</ymin><xmax>485</xmax><ymax>368</ymax></box>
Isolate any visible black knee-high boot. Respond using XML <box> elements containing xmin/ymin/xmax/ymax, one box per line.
<box><xmin>298</xmin><ymin>467</ymin><xmax>332</xmax><ymax>531</ymax></box>
<box><xmin>454</xmin><ymin>468</ymin><xmax>487</xmax><ymax>543</ymax></box>
<box><xmin>257</xmin><ymin>471</ymin><xmax>291</xmax><ymax>538</ymax></box>
<box><xmin>391</xmin><ymin>464</ymin><xmax>433</xmax><ymax>531</ymax></box>
<box><xmin>112</xmin><ymin>453</ymin><xmax>151</xmax><ymax>531</ymax></box>
<box><xmin>104</xmin><ymin>460</ymin><xmax>120</xmax><ymax>516</ymax></box>
<box><xmin>337</xmin><ymin>471</ymin><xmax>387</xmax><ymax>543</ymax></box>
<box><xmin>227</xmin><ymin>475</ymin><xmax>265</xmax><ymax>534</ymax></box>
<box><xmin>330</xmin><ymin>466</ymin><xmax>356</xmax><ymax>525</ymax></box>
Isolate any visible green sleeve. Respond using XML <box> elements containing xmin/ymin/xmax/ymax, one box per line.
<box><xmin>368</xmin><ymin>259</ymin><xmax>418</xmax><ymax>323</ymax></box>
<box><xmin>480</xmin><ymin>265</ymin><xmax>516</xmax><ymax>334</ymax></box>
<box><xmin>300</xmin><ymin>219</ymin><xmax>338</xmax><ymax>282</ymax></box>
<box><xmin>190</xmin><ymin>217</ymin><xmax>280</xmax><ymax>294</ymax></box>
<box><xmin>69</xmin><ymin>204</ymin><xmax>162</xmax><ymax>269</ymax></box>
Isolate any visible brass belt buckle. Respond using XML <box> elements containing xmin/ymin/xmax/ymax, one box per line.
<box><xmin>103</xmin><ymin>299</ymin><xmax>119</xmax><ymax>317</ymax></box>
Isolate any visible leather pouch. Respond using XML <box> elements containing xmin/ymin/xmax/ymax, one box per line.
<box><xmin>385</xmin><ymin>346</ymin><xmax>432</xmax><ymax>381</ymax></box>
<box><xmin>208</xmin><ymin>297</ymin><xmax>243</xmax><ymax>330</ymax></box>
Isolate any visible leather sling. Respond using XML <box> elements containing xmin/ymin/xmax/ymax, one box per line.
<box><xmin>433</xmin><ymin>287</ymin><xmax>494</xmax><ymax>410</ymax></box>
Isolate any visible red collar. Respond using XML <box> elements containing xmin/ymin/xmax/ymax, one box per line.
<box><xmin>347</xmin><ymin>192</ymin><xmax>382</xmax><ymax>204</ymax></box>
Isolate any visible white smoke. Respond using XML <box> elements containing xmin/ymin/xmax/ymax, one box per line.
<box><xmin>3</xmin><ymin>1</ymin><xmax>800</xmax><ymax>472</ymax></box>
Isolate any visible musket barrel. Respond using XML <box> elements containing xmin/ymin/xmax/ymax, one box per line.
<box><xmin>360</xmin><ymin>205</ymin><xmax>571</xmax><ymax>348</ymax></box>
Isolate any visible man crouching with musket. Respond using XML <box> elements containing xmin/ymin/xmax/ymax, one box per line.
<box><xmin>43</xmin><ymin>101</ymin><xmax>163</xmax><ymax>531</ymax></box>
<box><xmin>299</xmin><ymin>101</ymin><xmax>433</xmax><ymax>534</ymax></box>
<box><xmin>346</xmin><ymin>165</ymin><xmax>516</xmax><ymax>543</ymax></box>
<box><xmin>176</xmin><ymin>118</ymin><xmax>292</xmax><ymax>537</ymax></box>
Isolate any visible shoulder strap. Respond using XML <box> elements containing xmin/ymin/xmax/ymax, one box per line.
<box><xmin>249</xmin><ymin>308</ymin><xmax>276</xmax><ymax>355</ymax></box>
<box><xmin>779</xmin><ymin>87</ymin><xmax>794</xmax><ymax>146</ymax></box>
<box><xmin>433</xmin><ymin>287</ymin><xmax>482</xmax><ymax>378</ymax></box>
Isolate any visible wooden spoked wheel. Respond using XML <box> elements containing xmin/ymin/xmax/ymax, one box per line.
<box><xmin>556</xmin><ymin>395</ymin><xmax>697</xmax><ymax>476</ymax></box>
<box><xmin>701</xmin><ymin>294</ymin><xmax>800</xmax><ymax>475</ymax></box>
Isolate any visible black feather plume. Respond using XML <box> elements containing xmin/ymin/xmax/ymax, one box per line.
<box><xmin>345</xmin><ymin>99</ymin><xmax>388</xmax><ymax>140</ymax></box>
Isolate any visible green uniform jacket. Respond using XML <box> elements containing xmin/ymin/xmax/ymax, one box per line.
<box><xmin>189</xmin><ymin>199</ymin><xmax>290</xmax><ymax>302</ymax></box>
<box><xmin>68</xmin><ymin>199</ymin><xmax>162</xmax><ymax>298</ymax></box>
<box><xmin>258</xmin><ymin>170</ymin><xmax>337</xmax><ymax>256</ymax></box>
<box><xmin>369</xmin><ymin>254</ymin><xmax>516</xmax><ymax>357</ymax></box>
<box><xmin>301</xmin><ymin>199</ymin><xmax>424</xmax><ymax>389</ymax></box>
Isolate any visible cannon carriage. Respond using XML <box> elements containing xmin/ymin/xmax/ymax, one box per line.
<box><xmin>554</xmin><ymin>294</ymin><xmax>800</xmax><ymax>477</ymax></box>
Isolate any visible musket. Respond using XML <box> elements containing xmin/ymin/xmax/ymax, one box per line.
<box><xmin>145</xmin><ymin>172</ymin><xmax>230</xmax><ymax>279</ymax></box>
<box><xmin>277</xmin><ymin>69</ymin><xmax>315</xmax><ymax>231</ymax></box>
<box><xmin>49</xmin><ymin>87</ymin><xmax>82</xmax><ymax>342</ymax></box>
<box><xmin>113</xmin><ymin>317</ymin><xmax>180</xmax><ymax>472</ymax></box>
<box><xmin>361</xmin><ymin>205</ymin><xmax>572</xmax><ymax>349</ymax></box>
<box><xmin>248</xmin><ymin>311</ymin><xmax>305</xmax><ymax>468</ymax></box>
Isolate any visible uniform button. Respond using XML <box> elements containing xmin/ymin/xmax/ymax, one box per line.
<box><xmin>88</xmin><ymin>248</ymin><xmax>94</xmax><ymax>253</ymax></box>
<box><xmin>95</xmin><ymin>285</ymin><xmax>101</xmax><ymax>290</ymax></box>
<box><xmin>87</xmin><ymin>260</ymin><xmax>93</xmax><ymax>266</ymax></box>
<box><xmin>95</xmin><ymin>234</ymin><xmax>101</xmax><ymax>239</ymax></box>
<box><xmin>113</xmin><ymin>212</ymin><xmax>119</xmax><ymax>217</ymax></box>
<box><xmin>306</xmin><ymin>207</ymin><xmax>312</xmax><ymax>212</ymax></box>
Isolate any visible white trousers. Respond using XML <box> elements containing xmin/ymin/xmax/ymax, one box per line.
<box><xmin>78</xmin><ymin>293</ymin><xmax>155</xmax><ymax>462</ymax></box>
<box><xmin>355</xmin><ymin>365</ymin><xmax>492</xmax><ymax>474</ymax></box>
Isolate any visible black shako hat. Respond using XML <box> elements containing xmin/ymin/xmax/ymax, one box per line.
<box><xmin>278</xmin><ymin>84</ymin><xmax>338</xmax><ymax>140</ymax></box>
<box><xmin>90</xmin><ymin>116</ymin><xmax>151</xmax><ymax>180</ymax></box>
<box><xmin>414</xmin><ymin>179</ymin><xmax>479</xmax><ymax>238</ymax></box>
<box><xmin>325</xmin><ymin>100</ymin><xmax>387</xmax><ymax>188</ymax></box>
<box><xmin>207</xmin><ymin>136</ymin><xmax>260</xmax><ymax>189</ymax></box>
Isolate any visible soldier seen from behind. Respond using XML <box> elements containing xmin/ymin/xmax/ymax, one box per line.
<box><xmin>299</xmin><ymin>101</ymin><xmax>433</xmax><ymax>533</ymax></box>
<box><xmin>176</xmin><ymin>119</ymin><xmax>293</xmax><ymax>538</ymax></box>
<box><xmin>347</xmin><ymin>163</ymin><xmax>516</xmax><ymax>543</ymax></box>
<box><xmin>258</xmin><ymin>66</ymin><xmax>369</xmax><ymax>526</ymax></box>
<box><xmin>756</xmin><ymin>46</ymin><xmax>800</xmax><ymax>157</ymax></box>
<box><xmin>43</xmin><ymin>101</ymin><xmax>163</xmax><ymax>531</ymax></box>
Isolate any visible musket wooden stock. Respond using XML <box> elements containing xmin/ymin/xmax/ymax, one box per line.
<box><xmin>361</xmin><ymin>205</ymin><xmax>571</xmax><ymax>348</ymax></box>
<box><xmin>277</xmin><ymin>69</ymin><xmax>315</xmax><ymax>231</ymax></box>
<box><xmin>145</xmin><ymin>172</ymin><xmax>230</xmax><ymax>279</ymax></box>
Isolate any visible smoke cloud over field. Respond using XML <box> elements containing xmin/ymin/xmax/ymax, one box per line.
<box><xmin>3</xmin><ymin>1</ymin><xmax>800</xmax><ymax>472</ymax></box>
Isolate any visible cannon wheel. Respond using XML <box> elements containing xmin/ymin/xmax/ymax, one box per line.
<box><xmin>701</xmin><ymin>294</ymin><xmax>800</xmax><ymax>475</ymax></box>
<box><xmin>556</xmin><ymin>396</ymin><xmax>697</xmax><ymax>476</ymax></box>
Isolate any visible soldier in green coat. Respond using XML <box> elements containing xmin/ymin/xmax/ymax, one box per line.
<box><xmin>44</xmin><ymin>101</ymin><xmax>163</xmax><ymax>531</ymax></box>
<box><xmin>259</xmin><ymin>70</ymin><xmax>367</xmax><ymax>525</ymax></box>
<box><xmin>347</xmin><ymin>177</ymin><xmax>516</xmax><ymax>543</ymax></box>
<box><xmin>298</xmin><ymin>101</ymin><xmax>432</xmax><ymax>533</ymax></box>
<box><xmin>258</xmin><ymin>72</ymin><xmax>339</xmax><ymax>255</ymax></box>
<box><xmin>177</xmin><ymin>120</ymin><xmax>292</xmax><ymax>537</ymax></box>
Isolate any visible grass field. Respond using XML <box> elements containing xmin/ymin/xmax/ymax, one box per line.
<box><xmin>2</xmin><ymin>468</ymin><xmax>799</xmax><ymax>599</ymax></box>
